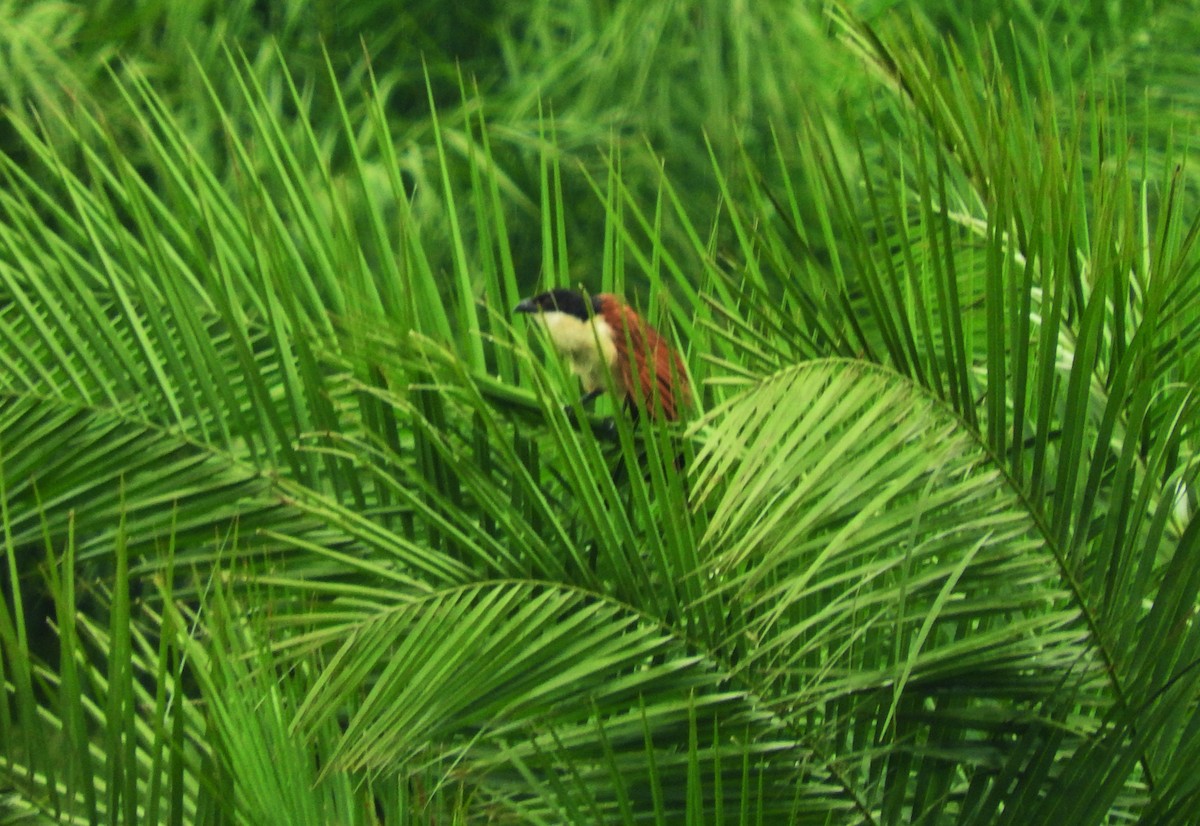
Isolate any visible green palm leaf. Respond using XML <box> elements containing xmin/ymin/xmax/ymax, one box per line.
<box><xmin>3</xmin><ymin>2</ymin><xmax>1200</xmax><ymax>823</ymax></box>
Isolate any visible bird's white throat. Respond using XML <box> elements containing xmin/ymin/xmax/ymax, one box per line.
<box><xmin>537</xmin><ymin>310</ymin><xmax>619</xmax><ymax>393</ymax></box>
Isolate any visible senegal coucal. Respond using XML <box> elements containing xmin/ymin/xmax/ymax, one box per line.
<box><xmin>514</xmin><ymin>288</ymin><xmax>690</xmax><ymax>422</ymax></box>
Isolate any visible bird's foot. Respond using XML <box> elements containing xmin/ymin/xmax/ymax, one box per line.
<box><xmin>562</xmin><ymin>404</ymin><xmax>619</xmax><ymax>441</ymax></box>
<box><xmin>592</xmin><ymin>418</ymin><xmax>619</xmax><ymax>441</ymax></box>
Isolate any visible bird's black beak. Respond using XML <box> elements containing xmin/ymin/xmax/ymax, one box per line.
<box><xmin>514</xmin><ymin>298</ymin><xmax>537</xmax><ymax>314</ymax></box>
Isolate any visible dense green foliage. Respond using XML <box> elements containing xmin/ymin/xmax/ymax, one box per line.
<box><xmin>2</xmin><ymin>0</ymin><xmax>1200</xmax><ymax>823</ymax></box>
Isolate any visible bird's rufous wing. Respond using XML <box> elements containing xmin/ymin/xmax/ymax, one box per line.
<box><xmin>598</xmin><ymin>296</ymin><xmax>690</xmax><ymax>421</ymax></box>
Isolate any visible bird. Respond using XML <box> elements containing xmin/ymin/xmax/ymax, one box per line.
<box><xmin>514</xmin><ymin>288</ymin><xmax>691</xmax><ymax>422</ymax></box>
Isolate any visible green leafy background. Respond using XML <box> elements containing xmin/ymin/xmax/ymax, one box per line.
<box><xmin>2</xmin><ymin>0</ymin><xmax>1199</xmax><ymax>823</ymax></box>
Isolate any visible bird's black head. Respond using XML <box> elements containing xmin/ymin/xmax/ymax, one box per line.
<box><xmin>514</xmin><ymin>288</ymin><xmax>601</xmax><ymax>321</ymax></box>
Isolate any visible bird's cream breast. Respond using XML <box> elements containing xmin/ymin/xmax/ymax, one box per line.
<box><xmin>539</xmin><ymin>311</ymin><xmax>619</xmax><ymax>393</ymax></box>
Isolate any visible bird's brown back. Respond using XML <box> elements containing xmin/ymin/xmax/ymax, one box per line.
<box><xmin>597</xmin><ymin>294</ymin><xmax>691</xmax><ymax>421</ymax></box>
